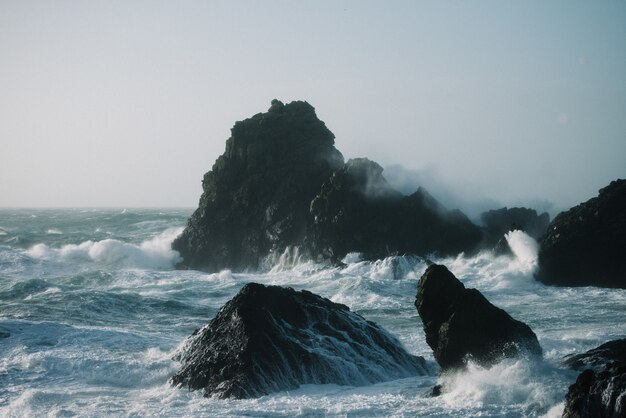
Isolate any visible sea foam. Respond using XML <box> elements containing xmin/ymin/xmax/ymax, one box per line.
<box><xmin>25</xmin><ymin>227</ymin><xmax>183</xmax><ymax>269</ymax></box>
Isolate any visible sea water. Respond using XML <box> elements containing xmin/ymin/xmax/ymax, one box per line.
<box><xmin>1</xmin><ymin>209</ymin><xmax>624</xmax><ymax>417</ymax></box>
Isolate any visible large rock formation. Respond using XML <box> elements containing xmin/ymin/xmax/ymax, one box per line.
<box><xmin>171</xmin><ymin>283</ymin><xmax>429</xmax><ymax>399</ymax></box>
<box><xmin>562</xmin><ymin>339</ymin><xmax>626</xmax><ymax>418</ymax></box>
<box><xmin>415</xmin><ymin>264</ymin><xmax>542</xmax><ymax>370</ymax></box>
<box><xmin>307</xmin><ymin>158</ymin><xmax>482</xmax><ymax>262</ymax></box>
<box><xmin>536</xmin><ymin>179</ymin><xmax>626</xmax><ymax>288</ymax></box>
<box><xmin>480</xmin><ymin>207</ymin><xmax>549</xmax><ymax>255</ymax></box>
<box><xmin>172</xmin><ymin>100</ymin><xmax>344</xmax><ymax>271</ymax></box>
<box><xmin>173</xmin><ymin>100</ymin><xmax>484</xmax><ymax>271</ymax></box>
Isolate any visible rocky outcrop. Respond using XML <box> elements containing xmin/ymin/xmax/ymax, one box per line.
<box><xmin>562</xmin><ymin>339</ymin><xmax>626</xmax><ymax>418</ymax></box>
<box><xmin>536</xmin><ymin>179</ymin><xmax>626</xmax><ymax>288</ymax></box>
<box><xmin>307</xmin><ymin>158</ymin><xmax>482</xmax><ymax>262</ymax></box>
<box><xmin>172</xmin><ymin>100</ymin><xmax>344</xmax><ymax>271</ymax></box>
<box><xmin>173</xmin><ymin>100</ymin><xmax>485</xmax><ymax>271</ymax></box>
<box><xmin>171</xmin><ymin>283</ymin><xmax>429</xmax><ymax>399</ymax></box>
<box><xmin>415</xmin><ymin>264</ymin><xmax>542</xmax><ymax>370</ymax></box>
<box><xmin>480</xmin><ymin>207</ymin><xmax>549</xmax><ymax>255</ymax></box>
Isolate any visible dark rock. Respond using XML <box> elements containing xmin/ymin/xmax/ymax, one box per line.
<box><xmin>171</xmin><ymin>283</ymin><xmax>429</xmax><ymax>399</ymax></box>
<box><xmin>415</xmin><ymin>264</ymin><xmax>542</xmax><ymax>370</ymax></box>
<box><xmin>173</xmin><ymin>100</ymin><xmax>484</xmax><ymax>272</ymax></box>
<box><xmin>482</xmin><ymin>207</ymin><xmax>550</xmax><ymax>240</ymax></box>
<box><xmin>172</xmin><ymin>100</ymin><xmax>344</xmax><ymax>271</ymax></box>
<box><xmin>430</xmin><ymin>384</ymin><xmax>443</xmax><ymax>397</ymax></box>
<box><xmin>563</xmin><ymin>339</ymin><xmax>626</xmax><ymax>371</ymax></box>
<box><xmin>536</xmin><ymin>179</ymin><xmax>626</xmax><ymax>288</ymax></box>
<box><xmin>307</xmin><ymin>158</ymin><xmax>482</xmax><ymax>262</ymax></box>
<box><xmin>562</xmin><ymin>339</ymin><xmax>626</xmax><ymax>418</ymax></box>
<box><xmin>480</xmin><ymin>207</ymin><xmax>550</xmax><ymax>255</ymax></box>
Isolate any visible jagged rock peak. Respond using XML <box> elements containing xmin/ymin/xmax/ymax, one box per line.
<box><xmin>172</xmin><ymin>100</ymin><xmax>344</xmax><ymax>271</ymax></box>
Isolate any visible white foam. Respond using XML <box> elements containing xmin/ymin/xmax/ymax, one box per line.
<box><xmin>342</xmin><ymin>252</ymin><xmax>363</xmax><ymax>264</ymax></box>
<box><xmin>46</xmin><ymin>228</ymin><xmax>63</xmax><ymax>235</ymax></box>
<box><xmin>267</xmin><ymin>246</ymin><xmax>307</xmax><ymax>272</ymax></box>
<box><xmin>505</xmin><ymin>230</ymin><xmax>539</xmax><ymax>274</ymax></box>
<box><xmin>25</xmin><ymin>227</ymin><xmax>183</xmax><ymax>270</ymax></box>
<box><xmin>439</xmin><ymin>358</ymin><xmax>569</xmax><ymax>416</ymax></box>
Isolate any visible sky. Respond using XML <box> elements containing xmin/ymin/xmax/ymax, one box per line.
<box><xmin>1</xmin><ymin>1</ymin><xmax>625</xmax><ymax>216</ymax></box>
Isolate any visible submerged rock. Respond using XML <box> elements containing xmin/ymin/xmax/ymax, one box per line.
<box><xmin>172</xmin><ymin>100</ymin><xmax>344</xmax><ymax>271</ymax></box>
<box><xmin>562</xmin><ymin>339</ymin><xmax>626</xmax><ymax>418</ymax></box>
<box><xmin>415</xmin><ymin>264</ymin><xmax>542</xmax><ymax>370</ymax></box>
<box><xmin>536</xmin><ymin>179</ymin><xmax>626</xmax><ymax>288</ymax></box>
<box><xmin>307</xmin><ymin>158</ymin><xmax>482</xmax><ymax>262</ymax></box>
<box><xmin>171</xmin><ymin>283</ymin><xmax>429</xmax><ymax>399</ymax></box>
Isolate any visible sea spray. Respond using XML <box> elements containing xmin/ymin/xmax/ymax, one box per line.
<box><xmin>439</xmin><ymin>357</ymin><xmax>569</xmax><ymax>417</ymax></box>
<box><xmin>505</xmin><ymin>230</ymin><xmax>540</xmax><ymax>274</ymax></box>
<box><xmin>1</xmin><ymin>209</ymin><xmax>625</xmax><ymax>417</ymax></box>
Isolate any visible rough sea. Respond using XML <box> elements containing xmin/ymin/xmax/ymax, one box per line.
<box><xmin>1</xmin><ymin>208</ymin><xmax>624</xmax><ymax>417</ymax></box>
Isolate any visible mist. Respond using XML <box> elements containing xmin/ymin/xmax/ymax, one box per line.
<box><xmin>383</xmin><ymin>164</ymin><xmax>555</xmax><ymax>222</ymax></box>
<box><xmin>1</xmin><ymin>1</ymin><xmax>624</xmax><ymax>208</ymax></box>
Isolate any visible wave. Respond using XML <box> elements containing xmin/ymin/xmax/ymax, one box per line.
<box><xmin>505</xmin><ymin>230</ymin><xmax>539</xmax><ymax>274</ymax></box>
<box><xmin>25</xmin><ymin>227</ymin><xmax>183</xmax><ymax>270</ymax></box>
<box><xmin>437</xmin><ymin>357</ymin><xmax>570</xmax><ymax>417</ymax></box>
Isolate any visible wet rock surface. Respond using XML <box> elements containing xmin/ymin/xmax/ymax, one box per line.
<box><xmin>172</xmin><ymin>100</ymin><xmax>344</xmax><ymax>271</ymax></box>
<box><xmin>536</xmin><ymin>179</ymin><xmax>626</xmax><ymax>288</ymax></box>
<box><xmin>171</xmin><ymin>283</ymin><xmax>429</xmax><ymax>399</ymax></box>
<box><xmin>415</xmin><ymin>264</ymin><xmax>542</xmax><ymax>370</ymax></box>
<box><xmin>562</xmin><ymin>339</ymin><xmax>626</xmax><ymax>418</ymax></box>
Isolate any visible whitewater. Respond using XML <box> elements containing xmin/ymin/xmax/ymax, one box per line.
<box><xmin>1</xmin><ymin>209</ymin><xmax>624</xmax><ymax>417</ymax></box>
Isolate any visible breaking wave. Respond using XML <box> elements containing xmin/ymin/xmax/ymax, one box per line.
<box><xmin>25</xmin><ymin>227</ymin><xmax>183</xmax><ymax>269</ymax></box>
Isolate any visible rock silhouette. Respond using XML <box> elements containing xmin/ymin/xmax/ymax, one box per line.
<box><xmin>480</xmin><ymin>207</ymin><xmax>549</xmax><ymax>255</ymax></box>
<box><xmin>536</xmin><ymin>179</ymin><xmax>626</xmax><ymax>288</ymax></box>
<box><xmin>173</xmin><ymin>100</ymin><xmax>484</xmax><ymax>271</ymax></box>
<box><xmin>172</xmin><ymin>100</ymin><xmax>344</xmax><ymax>271</ymax></box>
<box><xmin>415</xmin><ymin>264</ymin><xmax>542</xmax><ymax>370</ymax></box>
<box><xmin>307</xmin><ymin>158</ymin><xmax>482</xmax><ymax>263</ymax></box>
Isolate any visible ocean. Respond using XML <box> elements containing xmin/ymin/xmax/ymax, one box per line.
<box><xmin>1</xmin><ymin>208</ymin><xmax>624</xmax><ymax>417</ymax></box>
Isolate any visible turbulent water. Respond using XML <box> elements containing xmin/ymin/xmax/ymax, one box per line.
<box><xmin>1</xmin><ymin>209</ymin><xmax>624</xmax><ymax>417</ymax></box>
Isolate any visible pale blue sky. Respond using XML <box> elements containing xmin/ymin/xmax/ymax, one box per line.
<box><xmin>1</xmin><ymin>1</ymin><xmax>625</xmax><ymax>215</ymax></box>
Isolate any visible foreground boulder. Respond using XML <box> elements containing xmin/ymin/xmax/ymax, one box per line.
<box><xmin>415</xmin><ymin>264</ymin><xmax>542</xmax><ymax>370</ymax></box>
<box><xmin>172</xmin><ymin>100</ymin><xmax>344</xmax><ymax>271</ymax></box>
<box><xmin>307</xmin><ymin>158</ymin><xmax>482</xmax><ymax>262</ymax></box>
<box><xmin>536</xmin><ymin>179</ymin><xmax>626</xmax><ymax>288</ymax></box>
<box><xmin>171</xmin><ymin>283</ymin><xmax>429</xmax><ymax>399</ymax></box>
<box><xmin>562</xmin><ymin>339</ymin><xmax>626</xmax><ymax>418</ymax></box>
<box><xmin>480</xmin><ymin>207</ymin><xmax>549</xmax><ymax>254</ymax></box>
